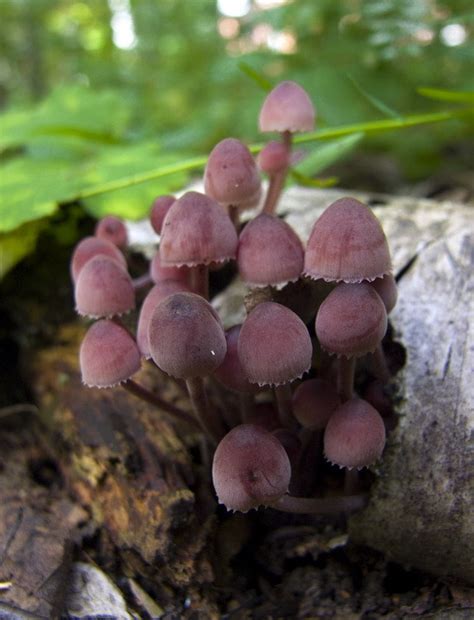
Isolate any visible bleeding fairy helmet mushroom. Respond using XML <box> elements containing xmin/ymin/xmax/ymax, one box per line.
<box><xmin>70</xmin><ymin>236</ymin><xmax>126</xmax><ymax>284</ymax></box>
<box><xmin>370</xmin><ymin>273</ymin><xmax>398</xmax><ymax>314</ymax></box>
<box><xmin>259</xmin><ymin>81</ymin><xmax>315</xmax><ymax>134</ymax></box>
<box><xmin>237</xmin><ymin>214</ymin><xmax>304</xmax><ymax>288</ymax></box>
<box><xmin>204</xmin><ymin>138</ymin><xmax>261</xmax><ymax>211</ymax></box>
<box><xmin>304</xmin><ymin>197</ymin><xmax>392</xmax><ymax>283</ymax></box>
<box><xmin>74</xmin><ymin>255</ymin><xmax>135</xmax><ymax>318</ymax></box>
<box><xmin>149</xmin><ymin>252</ymin><xmax>189</xmax><ymax>286</ymax></box>
<box><xmin>324</xmin><ymin>398</ymin><xmax>386</xmax><ymax>469</ymax></box>
<box><xmin>292</xmin><ymin>378</ymin><xmax>341</xmax><ymax>430</ymax></box>
<box><xmin>94</xmin><ymin>216</ymin><xmax>128</xmax><ymax>248</ymax></box>
<box><xmin>80</xmin><ymin>319</ymin><xmax>141</xmax><ymax>388</ymax></box>
<box><xmin>149</xmin><ymin>195</ymin><xmax>176</xmax><ymax>235</ymax></box>
<box><xmin>238</xmin><ymin>302</ymin><xmax>312</xmax><ymax>387</ymax></box>
<box><xmin>257</xmin><ymin>140</ymin><xmax>290</xmax><ymax>175</ymax></box>
<box><xmin>212</xmin><ymin>424</ymin><xmax>291</xmax><ymax>512</ymax></box>
<box><xmin>213</xmin><ymin>325</ymin><xmax>259</xmax><ymax>394</ymax></box>
<box><xmin>160</xmin><ymin>191</ymin><xmax>238</xmax><ymax>267</ymax></box>
<box><xmin>148</xmin><ymin>292</ymin><xmax>226</xmax><ymax>379</ymax></box>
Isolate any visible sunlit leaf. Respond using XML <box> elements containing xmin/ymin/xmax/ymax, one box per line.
<box><xmin>0</xmin><ymin>219</ymin><xmax>47</xmax><ymax>279</ymax></box>
<box><xmin>417</xmin><ymin>87</ymin><xmax>474</xmax><ymax>104</ymax></box>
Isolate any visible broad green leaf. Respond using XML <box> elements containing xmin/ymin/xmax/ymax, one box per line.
<box><xmin>292</xmin><ymin>133</ymin><xmax>364</xmax><ymax>177</ymax></box>
<box><xmin>0</xmin><ymin>219</ymin><xmax>47</xmax><ymax>279</ymax></box>
<box><xmin>417</xmin><ymin>88</ymin><xmax>474</xmax><ymax>104</ymax></box>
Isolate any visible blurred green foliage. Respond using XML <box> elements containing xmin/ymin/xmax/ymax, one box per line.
<box><xmin>0</xmin><ymin>0</ymin><xmax>473</xmax><ymax>276</ymax></box>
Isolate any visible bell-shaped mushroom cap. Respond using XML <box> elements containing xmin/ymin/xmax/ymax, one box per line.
<box><xmin>75</xmin><ymin>255</ymin><xmax>135</xmax><ymax>318</ymax></box>
<box><xmin>315</xmin><ymin>282</ymin><xmax>387</xmax><ymax>358</ymax></box>
<box><xmin>70</xmin><ymin>236</ymin><xmax>126</xmax><ymax>283</ymax></box>
<box><xmin>237</xmin><ymin>214</ymin><xmax>304</xmax><ymax>288</ymax></box>
<box><xmin>137</xmin><ymin>281</ymin><xmax>191</xmax><ymax>358</ymax></box>
<box><xmin>149</xmin><ymin>252</ymin><xmax>189</xmax><ymax>285</ymax></box>
<box><xmin>204</xmin><ymin>138</ymin><xmax>262</xmax><ymax>209</ymax></box>
<box><xmin>212</xmin><ymin>424</ymin><xmax>291</xmax><ymax>512</ymax></box>
<box><xmin>259</xmin><ymin>81</ymin><xmax>315</xmax><ymax>133</ymax></box>
<box><xmin>213</xmin><ymin>325</ymin><xmax>259</xmax><ymax>394</ymax></box>
<box><xmin>292</xmin><ymin>378</ymin><xmax>341</xmax><ymax>430</ymax></box>
<box><xmin>80</xmin><ymin>319</ymin><xmax>141</xmax><ymax>387</ymax></box>
<box><xmin>370</xmin><ymin>274</ymin><xmax>398</xmax><ymax>314</ymax></box>
<box><xmin>148</xmin><ymin>292</ymin><xmax>226</xmax><ymax>378</ymax></box>
<box><xmin>257</xmin><ymin>140</ymin><xmax>290</xmax><ymax>174</ymax></box>
<box><xmin>160</xmin><ymin>191</ymin><xmax>238</xmax><ymax>267</ymax></box>
<box><xmin>238</xmin><ymin>302</ymin><xmax>312</xmax><ymax>386</ymax></box>
<box><xmin>324</xmin><ymin>398</ymin><xmax>386</xmax><ymax>469</ymax></box>
<box><xmin>304</xmin><ymin>197</ymin><xmax>392</xmax><ymax>283</ymax></box>
<box><xmin>95</xmin><ymin>216</ymin><xmax>128</xmax><ymax>248</ymax></box>
<box><xmin>150</xmin><ymin>195</ymin><xmax>175</xmax><ymax>235</ymax></box>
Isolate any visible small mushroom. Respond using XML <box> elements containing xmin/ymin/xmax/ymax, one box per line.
<box><xmin>95</xmin><ymin>216</ymin><xmax>128</xmax><ymax>248</ymax></box>
<box><xmin>150</xmin><ymin>195</ymin><xmax>176</xmax><ymax>235</ymax></box>
<box><xmin>70</xmin><ymin>236</ymin><xmax>126</xmax><ymax>284</ymax></box>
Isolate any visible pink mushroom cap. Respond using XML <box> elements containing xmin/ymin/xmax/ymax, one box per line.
<box><xmin>160</xmin><ymin>191</ymin><xmax>238</xmax><ymax>267</ymax></box>
<box><xmin>212</xmin><ymin>424</ymin><xmax>291</xmax><ymax>512</ymax></box>
<box><xmin>94</xmin><ymin>216</ymin><xmax>128</xmax><ymax>248</ymax></box>
<box><xmin>238</xmin><ymin>302</ymin><xmax>312</xmax><ymax>386</ymax></box>
<box><xmin>204</xmin><ymin>138</ymin><xmax>262</xmax><ymax>210</ymax></box>
<box><xmin>150</xmin><ymin>195</ymin><xmax>176</xmax><ymax>235</ymax></box>
<box><xmin>257</xmin><ymin>140</ymin><xmax>290</xmax><ymax>174</ymax></box>
<box><xmin>213</xmin><ymin>325</ymin><xmax>260</xmax><ymax>394</ymax></box>
<box><xmin>304</xmin><ymin>197</ymin><xmax>392</xmax><ymax>283</ymax></box>
<box><xmin>259</xmin><ymin>81</ymin><xmax>315</xmax><ymax>133</ymax></box>
<box><xmin>70</xmin><ymin>236</ymin><xmax>126</xmax><ymax>284</ymax></box>
<box><xmin>324</xmin><ymin>398</ymin><xmax>386</xmax><ymax>469</ymax></box>
<box><xmin>80</xmin><ymin>319</ymin><xmax>141</xmax><ymax>388</ymax></box>
<box><xmin>292</xmin><ymin>378</ymin><xmax>341</xmax><ymax>430</ymax></box>
<box><xmin>237</xmin><ymin>214</ymin><xmax>304</xmax><ymax>288</ymax></box>
<box><xmin>315</xmin><ymin>282</ymin><xmax>387</xmax><ymax>358</ymax></box>
<box><xmin>74</xmin><ymin>255</ymin><xmax>135</xmax><ymax>318</ymax></box>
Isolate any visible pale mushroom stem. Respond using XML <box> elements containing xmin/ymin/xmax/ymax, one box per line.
<box><xmin>186</xmin><ymin>377</ymin><xmax>224</xmax><ymax>443</ymax></box>
<box><xmin>337</xmin><ymin>357</ymin><xmax>355</xmax><ymax>402</ymax></box>
<box><xmin>272</xmin><ymin>492</ymin><xmax>368</xmax><ymax>514</ymax></box>
<box><xmin>190</xmin><ymin>265</ymin><xmax>209</xmax><ymax>300</ymax></box>
<box><xmin>132</xmin><ymin>273</ymin><xmax>153</xmax><ymax>291</ymax></box>
<box><xmin>262</xmin><ymin>131</ymin><xmax>292</xmax><ymax>216</ymax></box>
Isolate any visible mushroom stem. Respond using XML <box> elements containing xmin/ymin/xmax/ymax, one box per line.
<box><xmin>122</xmin><ymin>379</ymin><xmax>197</xmax><ymax>427</ymax></box>
<box><xmin>190</xmin><ymin>264</ymin><xmax>209</xmax><ymax>300</ymax></box>
<box><xmin>371</xmin><ymin>344</ymin><xmax>391</xmax><ymax>384</ymax></box>
<box><xmin>271</xmin><ymin>492</ymin><xmax>368</xmax><ymax>515</ymax></box>
<box><xmin>186</xmin><ymin>377</ymin><xmax>224</xmax><ymax>443</ymax></box>
<box><xmin>274</xmin><ymin>383</ymin><xmax>296</xmax><ymax>429</ymax></box>
<box><xmin>337</xmin><ymin>357</ymin><xmax>355</xmax><ymax>402</ymax></box>
<box><xmin>261</xmin><ymin>131</ymin><xmax>292</xmax><ymax>216</ymax></box>
<box><xmin>132</xmin><ymin>273</ymin><xmax>153</xmax><ymax>291</ymax></box>
<box><xmin>228</xmin><ymin>205</ymin><xmax>240</xmax><ymax>232</ymax></box>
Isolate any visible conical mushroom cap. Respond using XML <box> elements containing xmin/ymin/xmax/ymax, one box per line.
<box><xmin>304</xmin><ymin>197</ymin><xmax>392</xmax><ymax>283</ymax></box>
<box><xmin>237</xmin><ymin>214</ymin><xmax>304</xmax><ymax>288</ymax></box>
<box><xmin>324</xmin><ymin>398</ymin><xmax>386</xmax><ymax>469</ymax></box>
<box><xmin>149</xmin><ymin>195</ymin><xmax>175</xmax><ymax>235</ymax></box>
<box><xmin>80</xmin><ymin>320</ymin><xmax>141</xmax><ymax>388</ymax></box>
<box><xmin>204</xmin><ymin>138</ymin><xmax>261</xmax><ymax>209</ymax></box>
<box><xmin>315</xmin><ymin>282</ymin><xmax>387</xmax><ymax>358</ymax></box>
<box><xmin>212</xmin><ymin>424</ymin><xmax>291</xmax><ymax>512</ymax></box>
<box><xmin>148</xmin><ymin>292</ymin><xmax>226</xmax><ymax>378</ymax></box>
<box><xmin>259</xmin><ymin>81</ymin><xmax>315</xmax><ymax>133</ymax></box>
<box><xmin>238</xmin><ymin>302</ymin><xmax>312</xmax><ymax>386</ymax></box>
<box><xmin>75</xmin><ymin>255</ymin><xmax>135</xmax><ymax>318</ymax></box>
<box><xmin>94</xmin><ymin>216</ymin><xmax>128</xmax><ymax>248</ymax></box>
<box><xmin>160</xmin><ymin>191</ymin><xmax>238</xmax><ymax>267</ymax></box>
<box><xmin>70</xmin><ymin>236</ymin><xmax>126</xmax><ymax>283</ymax></box>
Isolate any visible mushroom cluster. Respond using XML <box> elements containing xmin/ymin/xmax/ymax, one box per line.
<box><xmin>71</xmin><ymin>80</ymin><xmax>397</xmax><ymax>516</ymax></box>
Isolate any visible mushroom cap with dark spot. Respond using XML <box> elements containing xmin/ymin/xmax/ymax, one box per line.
<box><xmin>212</xmin><ymin>424</ymin><xmax>291</xmax><ymax>512</ymax></box>
<box><xmin>315</xmin><ymin>282</ymin><xmax>387</xmax><ymax>358</ymax></box>
<box><xmin>204</xmin><ymin>138</ymin><xmax>261</xmax><ymax>209</ymax></box>
<box><xmin>259</xmin><ymin>81</ymin><xmax>315</xmax><ymax>133</ymax></box>
<box><xmin>324</xmin><ymin>398</ymin><xmax>386</xmax><ymax>469</ymax></box>
<box><xmin>74</xmin><ymin>255</ymin><xmax>135</xmax><ymax>318</ymax></box>
<box><xmin>304</xmin><ymin>197</ymin><xmax>392</xmax><ymax>283</ymax></box>
<box><xmin>238</xmin><ymin>302</ymin><xmax>312</xmax><ymax>386</ymax></box>
<box><xmin>237</xmin><ymin>214</ymin><xmax>304</xmax><ymax>288</ymax></box>
<box><xmin>160</xmin><ymin>191</ymin><xmax>238</xmax><ymax>267</ymax></box>
<box><xmin>80</xmin><ymin>320</ymin><xmax>141</xmax><ymax>387</ymax></box>
<box><xmin>148</xmin><ymin>292</ymin><xmax>226</xmax><ymax>378</ymax></box>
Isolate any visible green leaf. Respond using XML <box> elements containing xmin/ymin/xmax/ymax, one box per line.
<box><xmin>238</xmin><ymin>62</ymin><xmax>273</xmax><ymax>92</ymax></box>
<box><xmin>292</xmin><ymin>133</ymin><xmax>364</xmax><ymax>178</ymax></box>
<box><xmin>0</xmin><ymin>219</ymin><xmax>47</xmax><ymax>279</ymax></box>
<box><xmin>417</xmin><ymin>87</ymin><xmax>474</xmax><ymax>104</ymax></box>
<box><xmin>347</xmin><ymin>75</ymin><xmax>400</xmax><ymax>119</ymax></box>
<box><xmin>290</xmin><ymin>171</ymin><xmax>338</xmax><ymax>188</ymax></box>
